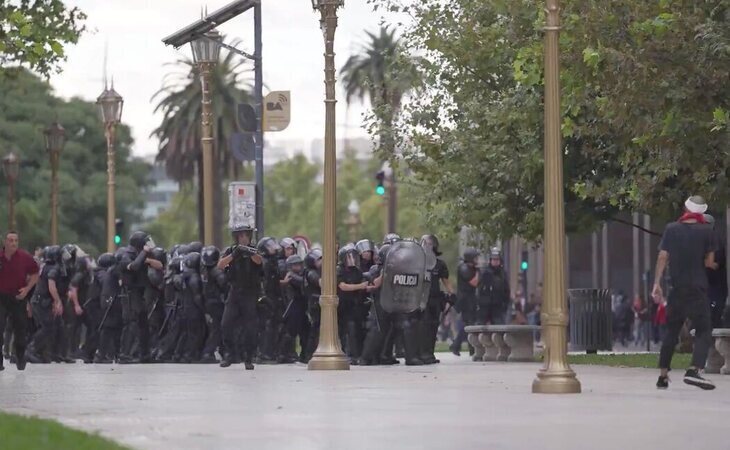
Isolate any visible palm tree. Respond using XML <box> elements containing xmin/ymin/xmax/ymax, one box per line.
<box><xmin>340</xmin><ymin>27</ymin><xmax>421</xmax><ymax>233</ymax></box>
<box><xmin>152</xmin><ymin>41</ymin><xmax>251</xmax><ymax>245</ymax></box>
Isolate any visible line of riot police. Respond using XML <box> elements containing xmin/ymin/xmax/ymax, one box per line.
<box><xmin>14</xmin><ymin>226</ymin><xmax>460</xmax><ymax>369</ymax></box>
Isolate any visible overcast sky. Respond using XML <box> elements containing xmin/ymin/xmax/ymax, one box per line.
<box><xmin>51</xmin><ymin>0</ymin><xmax>392</xmax><ymax>157</ymax></box>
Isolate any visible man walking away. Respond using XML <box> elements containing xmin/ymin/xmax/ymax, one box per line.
<box><xmin>0</xmin><ymin>231</ymin><xmax>39</xmax><ymax>371</ymax></box>
<box><xmin>653</xmin><ymin>196</ymin><xmax>717</xmax><ymax>390</ymax></box>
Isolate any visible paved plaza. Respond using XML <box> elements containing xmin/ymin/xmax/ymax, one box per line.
<box><xmin>1</xmin><ymin>354</ymin><xmax>728</xmax><ymax>450</ymax></box>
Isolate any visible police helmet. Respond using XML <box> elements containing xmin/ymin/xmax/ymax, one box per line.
<box><xmin>377</xmin><ymin>244</ymin><xmax>391</xmax><ymax>264</ymax></box>
<box><xmin>383</xmin><ymin>233</ymin><xmax>401</xmax><ymax>245</ymax></box>
<box><xmin>97</xmin><ymin>252</ymin><xmax>116</xmax><ymax>269</ymax></box>
<box><xmin>420</xmin><ymin>234</ymin><xmax>441</xmax><ymax>256</ymax></box>
<box><xmin>184</xmin><ymin>252</ymin><xmax>201</xmax><ymax>270</ymax></box>
<box><xmin>286</xmin><ymin>254</ymin><xmax>304</xmax><ymax>270</ymax></box>
<box><xmin>129</xmin><ymin>231</ymin><xmax>149</xmax><ymax>251</ymax></box>
<box><xmin>280</xmin><ymin>237</ymin><xmax>297</xmax><ymax>251</ymax></box>
<box><xmin>304</xmin><ymin>248</ymin><xmax>323</xmax><ymax>269</ymax></box>
<box><xmin>257</xmin><ymin>237</ymin><xmax>281</xmax><ymax>256</ymax></box>
<box><xmin>176</xmin><ymin>244</ymin><xmax>191</xmax><ymax>257</ymax></box>
<box><xmin>338</xmin><ymin>243</ymin><xmax>360</xmax><ymax>268</ymax></box>
<box><xmin>169</xmin><ymin>255</ymin><xmax>183</xmax><ymax>274</ymax></box>
<box><xmin>489</xmin><ymin>247</ymin><xmax>502</xmax><ymax>260</ymax></box>
<box><xmin>44</xmin><ymin>245</ymin><xmax>62</xmax><ymax>264</ymax></box>
<box><xmin>463</xmin><ymin>247</ymin><xmax>479</xmax><ymax>264</ymax></box>
<box><xmin>201</xmin><ymin>246</ymin><xmax>221</xmax><ymax>267</ymax></box>
<box><xmin>188</xmin><ymin>241</ymin><xmax>204</xmax><ymax>254</ymax></box>
<box><xmin>356</xmin><ymin>239</ymin><xmax>375</xmax><ymax>256</ymax></box>
<box><xmin>150</xmin><ymin>247</ymin><xmax>168</xmax><ymax>266</ymax></box>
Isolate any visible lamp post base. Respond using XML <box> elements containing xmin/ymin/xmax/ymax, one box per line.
<box><xmin>308</xmin><ymin>354</ymin><xmax>350</xmax><ymax>371</ymax></box>
<box><xmin>532</xmin><ymin>369</ymin><xmax>582</xmax><ymax>394</ymax></box>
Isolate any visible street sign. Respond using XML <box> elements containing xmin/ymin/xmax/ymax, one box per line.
<box><xmin>228</xmin><ymin>181</ymin><xmax>257</xmax><ymax>231</ymax></box>
<box><xmin>230</xmin><ymin>132</ymin><xmax>255</xmax><ymax>162</ymax></box>
<box><xmin>263</xmin><ymin>90</ymin><xmax>290</xmax><ymax>132</ymax></box>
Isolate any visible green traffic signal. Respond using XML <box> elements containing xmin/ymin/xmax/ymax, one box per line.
<box><xmin>376</xmin><ymin>185</ymin><xmax>385</xmax><ymax>196</ymax></box>
<box><xmin>521</xmin><ymin>261</ymin><xmax>528</xmax><ymax>271</ymax></box>
<box><xmin>114</xmin><ymin>235</ymin><xmax>122</xmax><ymax>245</ymax></box>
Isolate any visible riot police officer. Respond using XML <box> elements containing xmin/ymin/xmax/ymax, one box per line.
<box><xmin>356</xmin><ymin>239</ymin><xmax>376</xmax><ymax>273</ymax></box>
<box><xmin>419</xmin><ymin>235</ymin><xmax>454</xmax><ymax>364</ymax></box>
<box><xmin>279</xmin><ymin>254</ymin><xmax>309</xmax><ymax>363</ymax></box>
<box><xmin>76</xmin><ymin>253</ymin><xmax>114</xmax><ymax>363</ymax></box>
<box><xmin>96</xmin><ymin>248</ymin><xmax>125</xmax><ymax>363</ymax></box>
<box><xmin>145</xmin><ymin>247</ymin><xmax>167</xmax><ymax>353</ymax></box>
<box><xmin>218</xmin><ymin>225</ymin><xmax>263</xmax><ymax>370</ymax></box>
<box><xmin>477</xmin><ymin>248</ymin><xmax>510</xmax><ymax>325</ymax></box>
<box><xmin>358</xmin><ymin>244</ymin><xmax>393</xmax><ymax>365</ymax></box>
<box><xmin>257</xmin><ymin>237</ymin><xmax>283</xmax><ymax>363</ymax></box>
<box><xmin>450</xmin><ymin>248</ymin><xmax>479</xmax><ymax>356</ymax></box>
<box><xmin>337</xmin><ymin>243</ymin><xmax>368</xmax><ymax>364</ymax></box>
<box><xmin>200</xmin><ymin>246</ymin><xmax>227</xmax><ymax>363</ymax></box>
<box><xmin>68</xmin><ymin>251</ymin><xmax>96</xmax><ymax>362</ymax></box>
<box><xmin>26</xmin><ymin>246</ymin><xmax>64</xmax><ymax>363</ymax></box>
<box><xmin>174</xmin><ymin>251</ymin><xmax>205</xmax><ymax>363</ymax></box>
<box><xmin>51</xmin><ymin>244</ymin><xmax>76</xmax><ymax>363</ymax></box>
<box><xmin>303</xmin><ymin>248</ymin><xmax>322</xmax><ymax>360</ymax></box>
<box><xmin>118</xmin><ymin>231</ymin><xmax>158</xmax><ymax>363</ymax></box>
<box><xmin>155</xmin><ymin>252</ymin><xmax>185</xmax><ymax>362</ymax></box>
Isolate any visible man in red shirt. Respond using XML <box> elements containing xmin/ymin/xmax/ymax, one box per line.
<box><xmin>0</xmin><ymin>231</ymin><xmax>40</xmax><ymax>371</ymax></box>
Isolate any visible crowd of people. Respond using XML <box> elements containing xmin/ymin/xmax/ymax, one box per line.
<box><xmin>1</xmin><ymin>228</ymin><xmax>482</xmax><ymax>371</ymax></box>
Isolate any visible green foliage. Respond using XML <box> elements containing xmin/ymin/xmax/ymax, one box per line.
<box><xmin>0</xmin><ymin>412</ymin><xmax>131</xmax><ymax>450</ymax></box>
<box><xmin>0</xmin><ymin>68</ymin><xmax>149</xmax><ymax>254</ymax></box>
<box><xmin>368</xmin><ymin>0</ymin><xmax>730</xmax><ymax>242</ymax></box>
<box><xmin>0</xmin><ymin>0</ymin><xmax>86</xmax><ymax>77</ymax></box>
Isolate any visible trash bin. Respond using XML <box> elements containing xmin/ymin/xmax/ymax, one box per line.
<box><xmin>568</xmin><ymin>289</ymin><xmax>612</xmax><ymax>353</ymax></box>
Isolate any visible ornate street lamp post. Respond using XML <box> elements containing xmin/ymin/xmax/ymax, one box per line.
<box><xmin>308</xmin><ymin>0</ymin><xmax>349</xmax><ymax>371</ymax></box>
<box><xmin>2</xmin><ymin>152</ymin><xmax>19</xmax><ymax>230</ymax></box>
<box><xmin>44</xmin><ymin>121</ymin><xmax>66</xmax><ymax>245</ymax></box>
<box><xmin>532</xmin><ymin>0</ymin><xmax>581</xmax><ymax>394</ymax></box>
<box><xmin>97</xmin><ymin>83</ymin><xmax>124</xmax><ymax>253</ymax></box>
<box><xmin>190</xmin><ymin>29</ymin><xmax>222</xmax><ymax>246</ymax></box>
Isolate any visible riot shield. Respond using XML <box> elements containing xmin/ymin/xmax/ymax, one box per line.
<box><xmin>380</xmin><ymin>240</ymin><xmax>428</xmax><ymax>314</ymax></box>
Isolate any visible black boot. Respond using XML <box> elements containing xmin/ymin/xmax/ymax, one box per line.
<box><xmin>244</xmin><ymin>360</ymin><xmax>254</xmax><ymax>370</ymax></box>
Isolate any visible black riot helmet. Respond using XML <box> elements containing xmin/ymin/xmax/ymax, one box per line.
<box><xmin>489</xmin><ymin>247</ymin><xmax>502</xmax><ymax>260</ymax></box>
<box><xmin>356</xmin><ymin>239</ymin><xmax>375</xmax><ymax>256</ymax></box>
<box><xmin>129</xmin><ymin>231</ymin><xmax>149</xmax><ymax>251</ymax></box>
<box><xmin>169</xmin><ymin>255</ymin><xmax>183</xmax><ymax>274</ymax></box>
<box><xmin>62</xmin><ymin>244</ymin><xmax>78</xmax><ymax>263</ymax></box>
<box><xmin>176</xmin><ymin>244</ymin><xmax>191</xmax><ymax>257</ymax></box>
<box><xmin>114</xmin><ymin>247</ymin><xmax>127</xmax><ymax>264</ymax></box>
<box><xmin>231</xmin><ymin>224</ymin><xmax>254</xmax><ymax>245</ymax></box>
<box><xmin>377</xmin><ymin>243</ymin><xmax>391</xmax><ymax>265</ymax></box>
<box><xmin>304</xmin><ymin>248</ymin><xmax>323</xmax><ymax>269</ymax></box>
<box><xmin>184</xmin><ymin>252</ymin><xmax>201</xmax><ymax>270</ymax></box>
<box><xmin>286</xmin><ymin>254</ymin><xmax>304</xmax><ymax>272</ymax></box>
<box><xmin>169</xmin><ymin>244</ymin><xmax>181</xmax><ymax>258</ymax></box>
<box><xmin>188</xmin><ymin>241</ymin><xmax>203</xmax><ymax>254</ymax></box>
<box><xmin>97</xmin><ymin>252</ymin><xmax>116</xmax><ymax>269</ymax></box>
<box><xmin>150</xmin><ymin>247</ymin><xmax>167</xmax><ymax>266</ymax></box>
<box><xmin>338</xmin><ymin>243</ymin><xmax>360</xmax><ymax>268</ymax></box>
<box><xmin>44</xmin><ymin>245</ymin><xmax>62</xmax><ymax>264</ymax></box>
<box><xmin>463</xmin><ymin>247</ymin><xmax>479</xmax><ymax>264</ymax></box>
<box><xmin>280</xmin><ymin>237</ymin><xmax>297</xmax><ymax>257</ymax></box>
<box><xmin>382</xmin><ymin>233</ymin><xmax>401</xmax><ymax>245</ymax></box>
<box><xmin>201</xmin><ymin>246</ymin><xmax>221</xmax><ymax>267</ymax></box>
<box><xmin>420</xmin><ymin>234</ymin><xmax>441</xmax><ymax>256</ymax></box>
<box><xmin>257</xmin><ymin>237</ymin><xmax>281</xmax><ymax>256</ymax></box>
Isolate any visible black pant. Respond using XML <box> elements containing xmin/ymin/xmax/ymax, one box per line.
<box><xmin>120</xmin><ymin>289</ymin><xmax>150</xmax><ymax>359</ymax></box>
<box><xmin>80</xmin><ymin>302</ymin><xmax>101</xmax><ymax>360</ymax></box>
<box><xmin>221</xmin><ymin>289</ymin><xmax>258</xmax><ymax>362</ymax></box>
<box><xmin>420</xmin><ymin>296</ymin><xmax>442</xmax><ymax>360</ymax></box>
<box><xmin>29</xmin><ymin>297</ymin><xmax>56</xmax><ymax>358</ymax></box>
<box><xmin>659</xmin><ymin>287</ymin><xmax>712</xmax><ymax>370</ymax></box>
<box><xmin>203</xmin><ymin>301</ymin><xmax>224</xmax><ymax>356</ymax></box>
<box><xmin>0</xmin><ymin>294</ymin><xmax>28</xmax><ymax>361</ymax></box>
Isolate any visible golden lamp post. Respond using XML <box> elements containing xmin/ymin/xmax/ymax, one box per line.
<box><xmin>308</xmin><ymin>0</ymin><xmax>349</xmax><ymax>371</ymax></box>
<box><xmin>2</xmin><ymin>151</ymin><xmax>19</xmax><ymax>230</ymax></box>
<box><xmin>532</xmin><ymin>0</ymin><xmax>581</xmax><ymax>394</ymax></box>
<box><xmin>97</xmin><ymin>83</ymin><xmax>124</xmax><ymax>253</ymax></box>
<box><xmin>190</xmin><ymin>29</ymin><xmax>222</xmax><ymax>246</ymax></box>
<box><xmin>44</xmin><ymin>121</ymin><xmax>66</xmax><ymax>245</ymax></box>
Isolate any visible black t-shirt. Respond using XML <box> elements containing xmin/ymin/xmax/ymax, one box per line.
<box><xmin>428</xmin><ymin>259</ymin><xmax>449</xmax><ymax>298</ymax></box>
<box><xmin>659</xmin><ymin>222</ymin><xmax>717</xmax><ymax>290</ymax></box>
<box><xmin>337</xmin><ymin>265</ymin><xmax>364</xmax><ymax>306</ymax></box>
<box><xmin>70</xmin><ymin>269</ymin><xmax>92</xmax><ymax>304</ymax></box>
<box><xmin>100</xmin><ymin>267</ymin><xmax>120</xmax><ymax>300</ymax></box>
<box><xmin>224</xmin><ymin>246</ymin><xmax>263</xmax><ymax>291</ymax></box>
<box><xmin>457</xmin><ymin>262</ymin><xmax>477</xmax><ymax>300</ymax></box>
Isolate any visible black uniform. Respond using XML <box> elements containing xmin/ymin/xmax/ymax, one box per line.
<box><xmin>174</xmin><ymin>254</ymin><xmax>205</xmax><ymax>362</ymax></box>
<box><xmin>451</xmin><ymin>261</ymin><xmax>478</xmax><ymax>353</ymax></box>
<box><xmin>281</xmin><ymin>267</ymin><xmax>309</xmax><ymax>362</ymax></box>
<box><xmin>259</xmin><ymin>255</ymin><xmax>284</xmax><ymax>362</ymax></box>
<box><xmin>97</xmin><ymin>264</ymin><xmax>123</xmax><ymax>363</ymax></box>
<box><xmin>337</xmin><ymin>265</ymin><xmax>366</xmax><ymax>361</ymax></box>
<box><xmin>359</xmin><ymin>264</ymin><xmax>394</xmax><ymax>365</ymax></box>
<box><xmin>28</xmin><ymin>262</ymin><xmax>62</xmax><ymax>361</ymax></box>
<box><xmin>119</xmin><ymin>246</ymin><xmax>151</xmax><ymax>362</ymax></box>
<box><xmin>303</xmin><ymin>265</ymin><xmax>321</xmax><ymax>360</ymax></box>
<box><xmin>72</xmin><ymin>264</ymin><xmax>101</xmax><ymax>362</ymax></box>
<box><xmin>145</xmin><ymin>265</ymin><xmax>165</xmax><ymax>353</ymax></box>
<box><xmin>477</xmin><ymin>265</ymin><xmax>510</xmax><ymax>325</ymax></box>
<box><xmin>220</xmin><ymin>245</ymin><xmax>262</xmax><ymax>366</ymax></box>
<box><xmin>201</xmin><ymin>264</ymin><xmax>227</xmax><ymax>360</ymax></box>
<box><xmin>155</xmin><ymin>257</ymin><xmax>184</xmax><ymax>362</ymax></box>
<box><xmin>420</xmin><ymin>259</ymin><xmax>449</xmax><ymax>363</ymax></box>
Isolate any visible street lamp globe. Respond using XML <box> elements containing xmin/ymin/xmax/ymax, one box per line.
<box><xmin>2</xmin><ymin>151</ymin><xmax>19</xmax><ymax>181</ymax></box>
<box><xmin>96</xmin><ymin>86</ymin><xmax>124</xmax><ymax>125</ymax></box>
<box><xmin>44</xmin><ymin>122</ymin><xmax>66</xmax><ymax>155</ymax></box>
<box><xmin>310</xmin><ymin>0</ymin><xmax>345</xmax><ymax>9</ymax></box>
<box><xmin>191</xmin><ymin>29</ymin><xmax>222</xmax><ymax>65</ymax></box>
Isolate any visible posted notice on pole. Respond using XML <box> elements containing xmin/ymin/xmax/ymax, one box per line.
<box><xmin>229</xmin><ymin>181</ymin><xmax>256</xmax><ymax>230</ymax></box>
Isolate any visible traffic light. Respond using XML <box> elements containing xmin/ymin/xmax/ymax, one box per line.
<box><xmin>520</xmin><ymin>250</ymin><xmax>528</xmax><ymax>271</ymax></box>
<box><xmin>114</xmin><ymin>218</ymin><xmax>124</xmax><ymax>246</ymax></box>
<box><xmin>375</xmin><ymin>170</ymin><xmax>386</xmax><ymax>196</ymax></box>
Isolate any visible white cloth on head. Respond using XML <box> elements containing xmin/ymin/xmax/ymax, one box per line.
<box><xmin>685</xmin><ymin>197</ymin><xmax>708</xmax><ymax>214</ymax></box>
